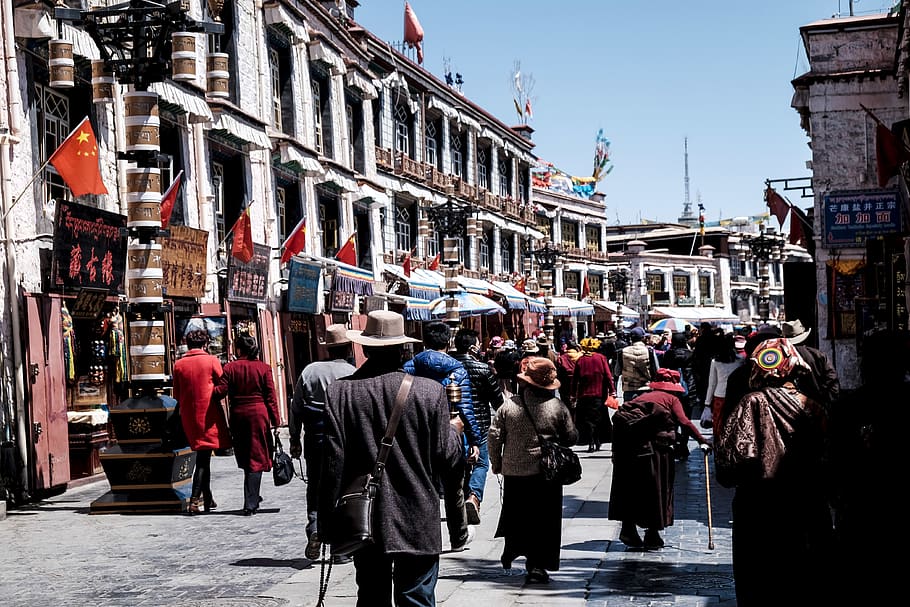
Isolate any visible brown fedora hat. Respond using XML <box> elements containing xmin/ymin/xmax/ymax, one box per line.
<box><xmin>346</xmin><ymin>310</ymin><xmax>421</xmax><ymax>346</ymax></box>
<box><xmin>516</xmin><ymin>356</ymin><xmax>561</xmax><ymax>390</ymax></box>
<box><xmin>322</xmin><ymin>324</ymin><xmax>351</xmax><ymax>346</ymax></box>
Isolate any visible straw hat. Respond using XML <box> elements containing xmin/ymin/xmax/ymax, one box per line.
<box><xmin>516</xmin><ymin>356</ymin><xmax>561</xmax><ymax>390</ymax></box>
<box><xmin>345</xmin><ymin>310</ymin><xmax>421</xmax><ymax>346</ymax></box>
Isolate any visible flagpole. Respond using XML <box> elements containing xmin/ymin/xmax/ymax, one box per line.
<box><xmin>860</xmin><ymin>103</ymin><xmax>910</xmax><ymax>155</ymax></box>
<box><xmin>3</xmin><ymin>158</ymin><xmax>53</xmax><ymax>220</ymax></box>
<box><xmin>765</xmin><ymin>179</ymin><xmax>813</xmax><ymax>230</ymax></box>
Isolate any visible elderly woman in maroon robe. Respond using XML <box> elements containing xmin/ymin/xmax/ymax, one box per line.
<box><xmin>715</xmin><ymin>337</ymin><xmax>834</xmax><ymax>607</ymax></box>
<box><xmin>215</xmin><ymin>332</ymin><xmax>280</xmax><ymax>515</ymax></box>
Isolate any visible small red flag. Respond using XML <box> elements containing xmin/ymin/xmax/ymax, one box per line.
<box><xmin>230</xmin><ymin>207</ymin><xmax>254</xmax><ymax>264</ymax></box>
<box><xmin>789</xmin><ymin>208</ymin><xmax>804</xmax><ymax>246</ymax></box>
<box><xmin>514</xmin><ymin>276</ymin><xmax>526</xmax><ymax>294</ymax></box>
<box><xmin>402</xmin><ymin>250</ymin><xmax>412</xmax><ymax>277</ymax></box>
<box><xmin>875</xmin><ymin>123</ymin><xmax>907</xmax><ymax>187</ymax></box>
<box><xmin>765</xmin><ymin>187</ymin><xmax>789</xmax><ymax>227</ymax></box>
<box><xmin>335</xmin><ymin>233</ymin><xmax>357</xmax><ymax>266</ymax></box>
<box><xmin>403</xmin><ymin>2</ymin><xmax>424</xmax><ymax>64</ymax></box>
<box><xmin>48</xmin><ymin>116</ymin><xmax>109</xmax><ymax>197</ymax></box>
<box><xmin>581</xmin><ymin>273</ymin><xmax>590</xmax><ymax>299</ymax></box>
<box><xmin>160</xmin><ymin>170</ymin><xmax>183</xmax><ymax>229</ymax></box>
<box><xmin>427</xmin><ymin>253</ymin><xmax>440</xmax><ymax>271</ymax></box>
<box><xmin>525</xmin><ymin>98</ymin><xmax>533</xmax><ymax>119</ymax></box>
<box><xmin>280</xmin><ymin>217</ymin><xmax>307</xmax><ymax>265</ymax></box>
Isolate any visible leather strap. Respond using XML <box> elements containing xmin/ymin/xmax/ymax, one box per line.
<box><xmin>371</xmin><ymin>373</ymin><xmax>414</xmax><ymax>481</ymax></box>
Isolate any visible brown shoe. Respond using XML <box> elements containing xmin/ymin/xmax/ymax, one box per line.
<box><xmin>465</xmin><ymin>494</ymin><xmax>481</xmax><ymax>525</ymax></box>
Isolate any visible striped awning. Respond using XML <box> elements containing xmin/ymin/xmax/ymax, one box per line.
<box><xmin>491</xmin><ymin>280</ymin><xmax>531</xmax><ymax>311</ymax></box>
<box><xmin>548</xmin><ymin>296</ymin><xmax>594</xmax><ymax>318</ymax></box>
<box><xmin>384</xmin><ymin>265</ymin><xmax>441</xmax><ymax>301</ymax></box>
<box><xmin>392</xmin><ymin>295</ymin><xmax>433</xmax><ymax>321</ymax></box>
<box><xmin>331</xmin><ymin>262</ymin><xmax>374</xmax><ymax>296</ymax></box>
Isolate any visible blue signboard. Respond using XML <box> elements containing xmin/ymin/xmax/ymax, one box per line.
<box><xmin>823</xmin><ymin>188</ymin><xmax>903</xmax><ymax>248</ymax></box>
<box><xmin>288</xmin><ymin>259</ymin><xmax>322</xmax><ymax>313</ymax></box>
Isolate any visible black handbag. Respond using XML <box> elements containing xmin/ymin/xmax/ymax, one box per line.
<box><xmin>272</xmin><ymin>433</ymin><xmax>295</xmax><ymax>487</ymax></box>
<box><xmin>519</xmin><ymin>394</ymin><xmax>582</xmax><ymax>485</ymax></box>
<box><xmin>330</xmin><ymin>374</ymin><xmax>413</xmax><ymax>557</ymax></box>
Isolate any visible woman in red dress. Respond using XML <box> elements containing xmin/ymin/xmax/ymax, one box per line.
<box><xmin>215</xmin><ymin>332</ymin><xmax>281</xmax><ymax>515</ymax></box>
<box><xmin>172</xmin><ymin>329</ymin><xmax>230</xmax><ymax>514</ymax></box>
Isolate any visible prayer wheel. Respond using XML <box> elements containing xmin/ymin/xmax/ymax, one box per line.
<box><xmin>171</xmin><ymin>32</ymin><xmax>197</xmax><ymax>82</ymax></box>
<box><xmin>48</xmin><ymin>39</ymin><xmax>74</xmax><ymax>88</ymax></box>
<box><xmin>206</xmin><ymin>52</ymin><xmax>230</xmax><ymax>98</ymax></box>
<box><xmin>91</xmin><ymin>60</ymin><xmax>115</xmax><ymax>103</ymax></box>
<box><xmin>123</xmin><ymin>90</ymin><xmax>160</xmax><ymax>153</ymax></box>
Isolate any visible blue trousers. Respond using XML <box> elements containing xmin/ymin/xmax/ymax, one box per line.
<box><xmin>466</xmin><ymin>441</ymin><xmax>489</xmax><ymax>502</ymax></box>
<box><xmin>353</xmin><ymin>544</ymin><xmax>439</xmax><ymax>607</ymax></box>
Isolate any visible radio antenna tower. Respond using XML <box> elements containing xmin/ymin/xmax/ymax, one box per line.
<box><xmin>678</xmin><ymin>137</ymin><xmax>696</xmax><ymax>224</ymax></box>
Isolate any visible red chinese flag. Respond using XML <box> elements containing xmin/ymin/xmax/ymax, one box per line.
<box><xmin>581</xmin><ymin>273</ymin><xmax>590</xmax><ymax>299</ymax></box>
<box><xmin>160</xmin><ymin>170</ymin><xmax>183</xmax><ymax>229</ymax></box>
<box><xmin>402</xmin><ymin>250</ymin><xmax>412</xmax><ymax>277</ymax></box>
<box><xmin>48</xmin><ymin>116</ymin><xmax>109</xmax><ymax>197</ymax></box>
<box><xmin>789</xmin><ymin>208</ymin><xmax>804</xmax><ymax>246</ymax></box>
<box><xmin>280</xmin><ymin>217</ymin><xmax>307</xmax><ymax>264</ymax></box>
<box><xmin>876</xmin><ymin>123</ymin><xmax>907</xmax><ymax>187</ymax></box>
<box><xmin>514</xmin><ymin>276</ymin><xmax>526</xmax><ymax>294</ymax></box>
<box><xmin>427</xmin><ymin>253</ymin><xmax>440</xmax><ymax>271</ymax></box>
<box><xmin>335</xmin><ymin>233</ymin><xmax>357</xmax><ymax>266</ymax></box>
<box><xmin>765</xmin><ymin>186</ymin><xmax>789</xmax><ymax>227</ymax></box>
<box><xmin>525</xmin><ymin>98</ymin><xmax>533</xmax><ymax>119</ymax></box>
<box><xmin>230</xmin><ymin>207</ymin><xmax>254</xmax><ymax>264</ymax></box>
<box><xmin>404</xmin><ymin>2</ymin><xmax>424</xmax><ymax>64</ymax></box>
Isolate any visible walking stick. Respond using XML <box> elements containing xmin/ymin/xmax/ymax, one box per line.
<box><xmin>700</xmin><ymin>443</ymin><xmax>715</xmax><ymax>550</ymax></box>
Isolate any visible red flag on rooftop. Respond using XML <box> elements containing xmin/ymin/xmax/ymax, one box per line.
<box><xmin>525</xmin><ymin>98</ymin><xmax>533</xmax><ymax>120</ymax></box>
<box><xmin>230</xmin><ymin>207</ymin><xmax>254</xmax><ymax>264</ymax></box>
<box><xmin>48</xmin><ymin>116</ymin><xmax>109</xmax><ymax>197</ymax></box>
<box><xmin>335</xmin><ymin>233</ymin><xmax>357</xmax><ymax>266</ymax></box>
<box><xmin>403</xmin><ymin>2</ymin><xmax>424</xmax><ymax>64</ymax></box>
<box><xmin>765</xmin><ymin>186</ymin><xmax>789</xmax><ymax>227</ymax></box>
<box><xmin>875</xmin><ymin>122</ymin><xmax>907</xmax><ymax>187</ymax></box>
<box><xmin>402</xmin><ymin>249</ymin><xmax>412</xmax><ymax>277</ymax></box>
<box><xmin>427</xmin><ymin>253</ymin><xmax>440</xmax><ymax>271</ymax></box>
<box><xmin>279</xmin><ymin>217</ymin><xmax>307</xmax><ymax>265</ymax></box>
<box><xmin>160</xmin><ymin>170</ymin><xmax>183</xmax><ymax>229</ymax></box>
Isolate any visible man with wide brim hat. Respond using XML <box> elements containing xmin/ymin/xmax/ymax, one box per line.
<box><xmin>781</xmin><ymin>319</ymin><xmax>811</xmax><ymax>345</ymax></box>
<box><xmin>320</xmin><ymin>310</ymin><xmax>465</xmax><ymax>603</ymax></box>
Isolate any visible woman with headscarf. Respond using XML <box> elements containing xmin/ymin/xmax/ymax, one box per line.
<box><xmin>215</xmin><ymin>332</ymin><xmax>281</xmax><ymax>515</ymax></box>
<box><xmin>488</xmin><ymin>356</ymin><xmax>577</xmax><ymax>584</ymax></box>
<box><xmin>172</xmin><ymin>329</ymin><xmax>230</xmax><ymax>514</ymax></box>
<box><xmin>609</xmin><ymin>368</ymin><xmax>710</xmax><ymax>549</ymax></box>
<box><xmin>715</xmin><ymin>337</ymin><xmax>834</xmax><ymax>606</ymax></box>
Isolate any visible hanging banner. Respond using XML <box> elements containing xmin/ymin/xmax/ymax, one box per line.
<box><xmin>52</xmin><ymin>200</ymin><xmax>127</xmax><ymax>293</ymax></box>
<box><xmin>160</xmin><ymin>225</ymin><xmax>208</xmax><ymax>298</ymax></box>
<box><xmin>287</xmin><ymin>259</ymin><xmax>321</xmax><ymax>314</ymax></box>
<box><xmin>823</xmin><ymin>188</ymin><xmax>903</xmax><ymax>248</ymax></box>
<box><xmin>227</xmin><ymin>242</ymin><xmax>270</xmax><ymax>304</ymax></box>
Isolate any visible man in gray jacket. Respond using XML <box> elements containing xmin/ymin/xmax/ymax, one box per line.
<box><xmin>320</xmin><ymin>311</ymin><xmax>465</xmax><ymax>606</ymax></box>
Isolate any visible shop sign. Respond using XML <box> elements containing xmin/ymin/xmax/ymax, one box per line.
<box><xmin>330</xmin><ymin>290</ymin><xmax>355</xmax><ymax>312</ymax></box>
<box><xmin>287</xmin><ymin>259</ymin><xmax>322</xmax><ymax>313</ymax></box>
<box><xmin>823</xmin><ymin>188</ymin><xmax>903</xmax><ymax>248</ymax></box>
<box><xmin>52</xmin><ymin>201</ymin><xmax>127</xmax><ymax>293</ymax></box>
<box><xmin>227</xmin><ymin>243</ymin><xmax>270</xmax><ymax>304</ymax></box>
<box><xmin>160</xmin><ymin>225</ymin><xmax>208</xmax><ymax>298</ymax></box>
<box><xmin>70</xmin><ymin>287</ymin><xmax>109</xmax><ymax>320</ymax></box>
<box><xmin>287</xmin><ymin>313</ymin><xmax>310</xmax><ymax>334</ymax></box>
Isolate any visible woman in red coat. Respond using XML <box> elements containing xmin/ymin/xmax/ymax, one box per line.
<box><xmin>172</xmin><ymin>329</ymin><xmax>231</xmax><ymax>514</ymax></box>
<box><xmin>215</xmin><ymin>332</ymin><xmax>280</xmax><ymax>515</ymax></box>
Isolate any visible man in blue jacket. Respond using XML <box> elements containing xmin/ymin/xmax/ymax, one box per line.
<box><xmin>404</xmin><ymin>321</ymin><xmax>480</xmax><ymax>550</ymax></box>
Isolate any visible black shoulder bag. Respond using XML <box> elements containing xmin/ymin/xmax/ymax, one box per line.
<box><xmin>519</xmin><ymin>393</ymin><xmax>582</xmax><ymax>486</ymax></box>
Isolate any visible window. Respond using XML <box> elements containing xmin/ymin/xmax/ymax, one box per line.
<box><xmin>345</xmin><ymin>92</ymin><xmax>365</xmax><ymax>172</ymax></box>
<box><xmin>37</xmin><ymin>84</ymin><xmax>71</xmax><ymax>203</ymax></box>
<box><xmin>646</xmin><ymin>273</ymin><xmax>665</xmax><ymax>296</ymax></box>
<box><xmin>212</xmin><ymin>162</ymin><xmax>226</xmax><ymax>245</ymax></box>
<box><xmin>730</xmin><ymin>256</ymin><xmax>743</xmax><ymax>279</ymax></box>
<box><xmin>425</xmin><ymin>120</ymin><xmax>438</xmax><ymax>169</ymax></box>
<box><xmin>563</xmin><ymin>270</ymin><xmax>578</xmax><ymax>293</ymax></box>
<box><xmin>450</xmin><ymin>129</ymin><xmax>464</xmax><ymax>178</ymax></box>
<box><xmin>561</xmin><ymin>221</ymin><xmax>577</xmax><ymax>248</ymax></box>
<box><xmin>673</xmin><ymin>274</ymin><xmax>690</xmax><ymax>298</ymax></box>
<box><xmin>394</xmin><ymin>103</ymin><xmax>410</xmax><ymax>156</ymax></box>
<box><xmin>699</xmin><ymin>274</ymin><xmax>712</xmax><ymax>303</ymax></box>
<box><xmin>589</xmin><ymin>274</ymin><xmax>603</xmax><ymax>299</ymax></box>
<box><xmin>585</xmin><ymin>225</ymin><xmax>601</xmax><ymax>251</ymax></box>
<box><xmin>477</xmin><ymin>147</ymin><xmax>489</xmax><ymax>190</ymax></box>
<box><xmin>395</xmin><ymin>204</ymin><xmax>412</xmax><ymax>252</ymax></box>
<box><xmin>499</xmin><ymin>232</ymin><xmax>513</xmax><ymax>273</ymax></box>
<box><xmin>425</xmin><ymin>222</ymin><xmax>438</xmax><ymax>259</ymax></box>
<box><xmin>498</xmin><ymin>156</ymin><xmax>511</xmax><ymax>197</ymax></box>
<box><xmin>479</xmin><ymin>231</ymin><xmax>490</xmax><ymax>269</ymax></box>
<box><xmin>269</xmin><ymin>47</ymin><xmax>282</xmax><ymax>131</ymax></box>
<box><xmin>276</xmin><ymin>186</ymin><xmax>286</xmax><ymax>242</ymax></box>
<box><xmin>318</xmin><ymin>194</ymin><xmax>340</xmax><ymax>254</ymax></box>
<box><xmin>536</xmin><ymin>215</ymin><xmax>551</xmax><ymax>239</ymax></box>
<box><xmin>311</xmin><ymin>69</ymin><xmax>333</xmax><ymax>158</ymax></box>
<box><xmin>311</xmin><ymin>79</ymin><xmax>323</xmax><ymax>154</ymax></box>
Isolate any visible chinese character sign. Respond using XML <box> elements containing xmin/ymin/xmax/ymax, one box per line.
<box><xmin>823</xmin><ymin>188</ymin><xmax>903</xmax><ymax>248</ymax></box>
<box><xmin>53</xmin><ymin>201</ymin><xmax>126</xmax><ymax>293</ymax></box>
<box><xmin>226</xmin><ymin>242</ymin><xmax>270</xmax><ymax>304</ymax></box>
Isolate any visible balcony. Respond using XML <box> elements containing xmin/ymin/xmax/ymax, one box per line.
<box><xmin>452</xmin><ymin>177</ymin><xmax>476</xmax><ymax>201</ymax></box>
<box><xmin>502</xmin><ymin>198</ymin><xmax>521</xmax><ymax>219</ymax></box>
<box><xmin>676</xmin><ymin>295</ymin><xmax>697</xmax><ymax>306</ymax></box>
<box><xmin>396</xmin><ymin>152</ymin><xmax>426</xmax><ymax>181</ymax></box>
<box><xmin>479</xmin><ymin>190</ymin><xmax>502</xmax><ymax>212</ymax></box>
<box><xmin>375</xmin><ymin>146</ymin><xmax>393</xmax><ymax>169</ymax></box>
<box><xmin>425</xmin><ymin>166</ymin><xmax>452</xmax><ymax>192</ymax></box>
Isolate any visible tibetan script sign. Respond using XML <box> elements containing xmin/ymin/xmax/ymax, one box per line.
<box><xmin>287</xmin><ymin>259</ymin><xmax>321</xmax><ymax>314</ymax></box>
<box><xmin>53</xmin><ymin>201</ymin><xmax>126</xmax><ymax>293</ymax></box>
<box><xmin>70</xmin><ymin>287</ymin><xmax>109</xmax><ymax>320</ymax></box>
<box><xmin>823</xmin><ymin>188</ymin><xmax>903</xmax><ymax>248</ymax></box>
<box><xmin>227</xmin><ymin>242</ymin><xmax>270</xmax><ymax>304</ymax></box>
<box><xmin>161</xmin><ymin>225</ymin><xmax>208</xmax><ymax>298</ymax></box>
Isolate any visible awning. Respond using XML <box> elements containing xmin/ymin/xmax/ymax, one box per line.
<box><xmin>318</xmin><ymin>168</ymin><xmax>358</xmax><ymax>193</ymax></box>
<box><xmin>346</xmin><ymin>71</ymin><xmax>378</xmax><ymax>99</ymax></box>
<box><xmin>650</xmin><ymin>306</ymin><xmax>738</xmax><ymax>323</ymax></box>
<box><xmin>457</xmin><ymin>275</ymin><xmax>495</xmax><ymax>295</ymax></box>
<box><xmin>356</xmin><ymin>182</ymin><xmax>389</xmax><ymax>208</ymax></box>
<box><xmin>387</xmin><ymin>294</ymin><xmax>433</xmax><ymax>321</ymax></box>
<box><xmin>264</xmin><ymin>3</ymin><xmax>310</xmax><ymax>42</ymax></box>
<box><xmin>62</xmin><ymin>22</ymin><xmax>100</xmax><ymax>60</ymax></box>
<box><xmin>491</xmin><ymin>280</ymin><xmax>529</xmax><ymax>310</ymax></box>
<box><xmin>592</xmin><ymin>300</ymin><xmax>639</xmax><ymax>318</ymax></box>
<box><xmin>548</xmin><ymin>296</ymin><xmax>594</xmax><ymax>318</ymax></box>
<box><xmin>277</xmin><ymin>143</ymin><xmax>323</xmax><ymax>175</ymax></box>
<box><xmin>308</xmin><ymin>41</ymin><xmax>346</xmax><ymax>75</ymax></box>
<box><xmin>384</xmin><ymin>265</ymin><xmax>442</xmax><ymax>300</ymax></box>
<box><xmin>150</xmin><ymin>81</ymin><xmax>213</xmax><ymax>121</ymax></box>
<box><xmin>429</xmin><ymin>292</ymin><xmax>506</xmax><ymax>318</ymax></box>
<box><xmin>209</xmin><ymin>112</ymin><xmax>271</xmax><ymax>149</ymax></box>
<box><xmin>325</xmin><ymin>259</ymin><xmax>374</xmax><ymax>295</ymax></box>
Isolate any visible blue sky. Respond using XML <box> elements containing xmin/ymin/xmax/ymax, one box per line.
<box><xmin>353</xmin><ymin>0</ymin><xmax>898</xmax><ymax>226</ymax></box>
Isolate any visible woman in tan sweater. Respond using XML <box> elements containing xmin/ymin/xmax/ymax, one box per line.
<box><xmin>488</xmin><ymin>356</ymin><xmax>578</xmax><ymax>584</ymax></box>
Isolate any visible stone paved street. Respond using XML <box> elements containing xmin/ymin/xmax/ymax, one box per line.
<box><xmin>1</xmin><ymin>429</ymin><xmax>736</xmax><ymax>606</ymax></box>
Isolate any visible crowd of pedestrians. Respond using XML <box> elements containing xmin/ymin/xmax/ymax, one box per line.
<box><xmin>169</xmin><ymin>311</ymin><xmax>907</xmax><ymax>605</ymax></box>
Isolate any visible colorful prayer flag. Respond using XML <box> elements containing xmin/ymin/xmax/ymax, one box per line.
<box><xmin>279</xmin><ymin>217</ymin><xmax>307</xmax><ymax>265</ymax></box>
<box><xmin>160</xmin><ymin>170</ymin><xmax>183</xmax><ymax>229</ymax></box>
<box><xmin>48</xmin><ymin>116</ymin><xmax>109</xmax><ymax>197</ymax></box>
<box><xmin>230</xmin><ymin>207</ymin><xmax>254</xmax><ymax>264</ymax></box>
